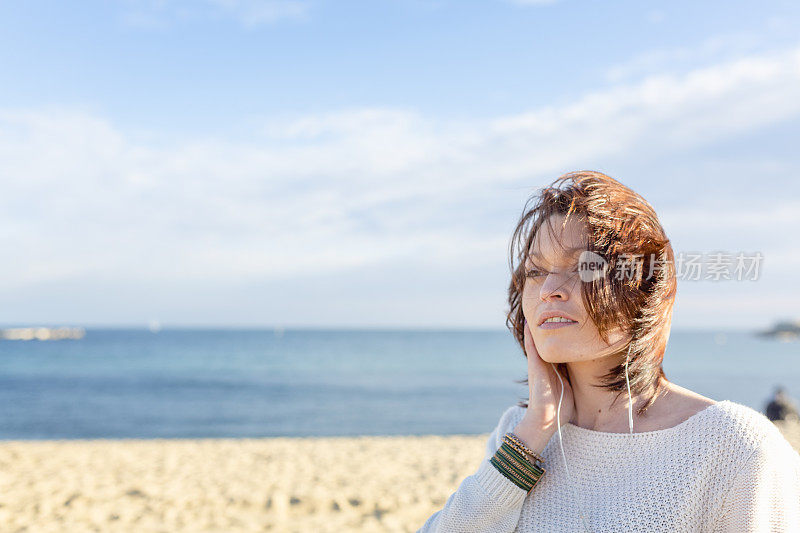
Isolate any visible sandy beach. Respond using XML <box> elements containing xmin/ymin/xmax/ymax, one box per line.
<box><xmin>2</xmin><ymin>421</ymin><xmax>798</xmax><ymax>533</ymax></box>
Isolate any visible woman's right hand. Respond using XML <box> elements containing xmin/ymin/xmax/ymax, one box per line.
<box><xmin>512</xmin><ymin>317</ymin><xmax>576</xmax><ymax>454</ymax></box>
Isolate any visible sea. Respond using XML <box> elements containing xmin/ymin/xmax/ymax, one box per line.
<box><xmin>1</xmin><ymin>328</ymin><xmax>797</xmax><ymax>440</ymax></box>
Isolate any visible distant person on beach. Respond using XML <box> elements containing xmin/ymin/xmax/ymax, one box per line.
<box><xmin>419</xmin><ymin>171</ymin><xmax>800</xmax><ymax>532</ymax></box>
<box><xmin>765</xmin><ymin>386</ymin><xmax>800</xmax><ymax>422</ymax></box>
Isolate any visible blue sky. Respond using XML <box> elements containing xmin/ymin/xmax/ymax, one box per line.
<box><xmin>1</xmin><ymin>0</ymin><xmax>799</xmax><ymax>329</ymax></box>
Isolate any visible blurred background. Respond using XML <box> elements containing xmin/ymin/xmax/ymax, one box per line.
<box><xmin>1</xmin><ymin>1</ymin><xmax>799</xmax><ymax>530</ymax></box>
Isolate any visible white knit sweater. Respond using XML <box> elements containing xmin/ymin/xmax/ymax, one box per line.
<box><xmin>418</xmin><ymin>400</ymin><xmax>800</xmax><ymax>532</ymax></box>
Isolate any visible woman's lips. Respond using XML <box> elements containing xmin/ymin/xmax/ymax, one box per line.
<box><xmin>539</xmin><ymin>320</ymin><xmax>577</xmax><ymax>330</ymax></box>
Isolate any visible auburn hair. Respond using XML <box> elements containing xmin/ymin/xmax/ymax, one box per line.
<box><xmin>506</xmin><ymin>170</ymin><xmax>677</xmax><ymax>417</ymax></box>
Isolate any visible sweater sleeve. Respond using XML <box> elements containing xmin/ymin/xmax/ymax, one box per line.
<box><xmin>713</xmin><ymin>432</ymin><xmax>800</xmax><ymax>532</ymax></box>
<box><xmin>417</xmin><ymin>405</ymin><xmax>529</xmax><ymax>532</ymax></box>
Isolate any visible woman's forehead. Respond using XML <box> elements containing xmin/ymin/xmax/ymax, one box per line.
<box><xmin>528</xmin><ymin>219</ymin><xmax>588</xmax><ymax>259</ymax></box>
<box><xmin>526</xmin><ymin>243</ymin><xmax>586</xmax><ymax>266</ymax></box>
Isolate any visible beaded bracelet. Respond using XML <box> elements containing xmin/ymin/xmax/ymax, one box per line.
<box><xmin>505</xmin><ymin>432</ymin><xmax>545</xmax><ymax>465</ymax></box>
<box><xmin>488</xmin><ymin>434</ymin><xmax>545</xmax><ymax>493</ymax></box>
<box><xmin>503</xmin><ymin>435</ymin><xmax>536</xmax><ymax>463</ymax></box>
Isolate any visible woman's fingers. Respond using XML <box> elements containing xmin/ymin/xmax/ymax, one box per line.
<box><xmin>523</xmin><ymin>318</ymin><xmax>541</xmax><ymax>370</ymax></box>
<box><xmin>524</xmin><ymin>318</ymin><xmax>552</xmax><ymax>402</ymax></box>
<box><xmin>524</xmin><ymin>318</ymin><xmax>547</xmax><ymax>381</ymax></box>
<box><xmin>523</xmin><ymin>318</ymin><xmax>537</xmax><ymax>359</ymax></box>
<box><xmin>523</xmin><ymin>317</ymin><xmax>575</xmax><ymax>428</ymax></box>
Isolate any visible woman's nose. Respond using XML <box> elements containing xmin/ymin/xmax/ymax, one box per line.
<box><xmin>540</xmin><ymin>274</ymin><xmax>570</xmax><ymax>301</ymax></box>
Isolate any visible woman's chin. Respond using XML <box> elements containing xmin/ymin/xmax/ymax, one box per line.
<box><xmin>536</xmin><ymin>348</ymin><xmax>566</xmax><ymax>364</ymax></box>
<box><xmin>534</xmin><ymin>337</ymin><xmax>576</xmax><ymax>363</ymax></box>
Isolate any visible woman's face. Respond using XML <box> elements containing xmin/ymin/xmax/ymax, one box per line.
<box><xmin>522</xmin><ymin>214</ymin><xmax>628</xmax><ymax>364</ymax></box>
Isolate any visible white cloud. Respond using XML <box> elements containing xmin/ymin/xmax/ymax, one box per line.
<box><xmin>604</xmin><ymin>32</ymin><xmax>770</xmax><ymax>84</ymax></box>
<box><xmin>2</xmin><ymin>44</ymin><xmax>800</xmax><ymax>327</ymax></box>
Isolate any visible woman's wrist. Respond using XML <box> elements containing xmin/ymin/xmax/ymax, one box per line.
<box><xmin>512</xmin><ymin>418</ymin><xmax>557</xmax><ymax>456</ymax></box>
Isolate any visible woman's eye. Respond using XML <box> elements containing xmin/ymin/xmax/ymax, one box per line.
<box><xmin>526</xmin><ymin>268</ymin><xmax>546</xmax><ymax>278</ymax></box>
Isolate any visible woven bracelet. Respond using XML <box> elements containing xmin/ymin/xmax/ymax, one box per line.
<box><xmin>498</xmin><ymin>442</ymin><xmax>545</xmax><ymax>478</ymax></box>
<box><xmin>489</xmin><ymin>441</ymin><xmax>545</xmax><ymax>493</ymax></box>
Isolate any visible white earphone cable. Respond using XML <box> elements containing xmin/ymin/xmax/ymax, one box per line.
<box><xmin>552</xmin><ymin>363</ymin><xmax>593</xmax><ymax>533</ymax></box>
<box><xmin>552</xmin><ymin>341</ymin><xmax>634</xmax><ymax>533</ymax></box>
<box><xmin>625</xmin><ymin>342</ymin><xmax>634</xmax><ymax>434</ymax></box>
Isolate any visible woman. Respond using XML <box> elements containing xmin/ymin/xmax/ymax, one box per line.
<box><xmin>419</xmin><ymin>171</ymin><xmax>800</xmax><ymax>532</ymax></box>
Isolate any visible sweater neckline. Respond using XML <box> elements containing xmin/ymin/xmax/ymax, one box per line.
<box><xmin>562</xmin><ymin>399</ymin><xmax>727</xmax><ymax>438</ymax></box>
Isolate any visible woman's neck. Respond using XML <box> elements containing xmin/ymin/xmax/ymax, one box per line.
<box><xmin>566</xmin><ymin>360</ymin><xmax>667</xmax><ymax>432</ymax></box>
